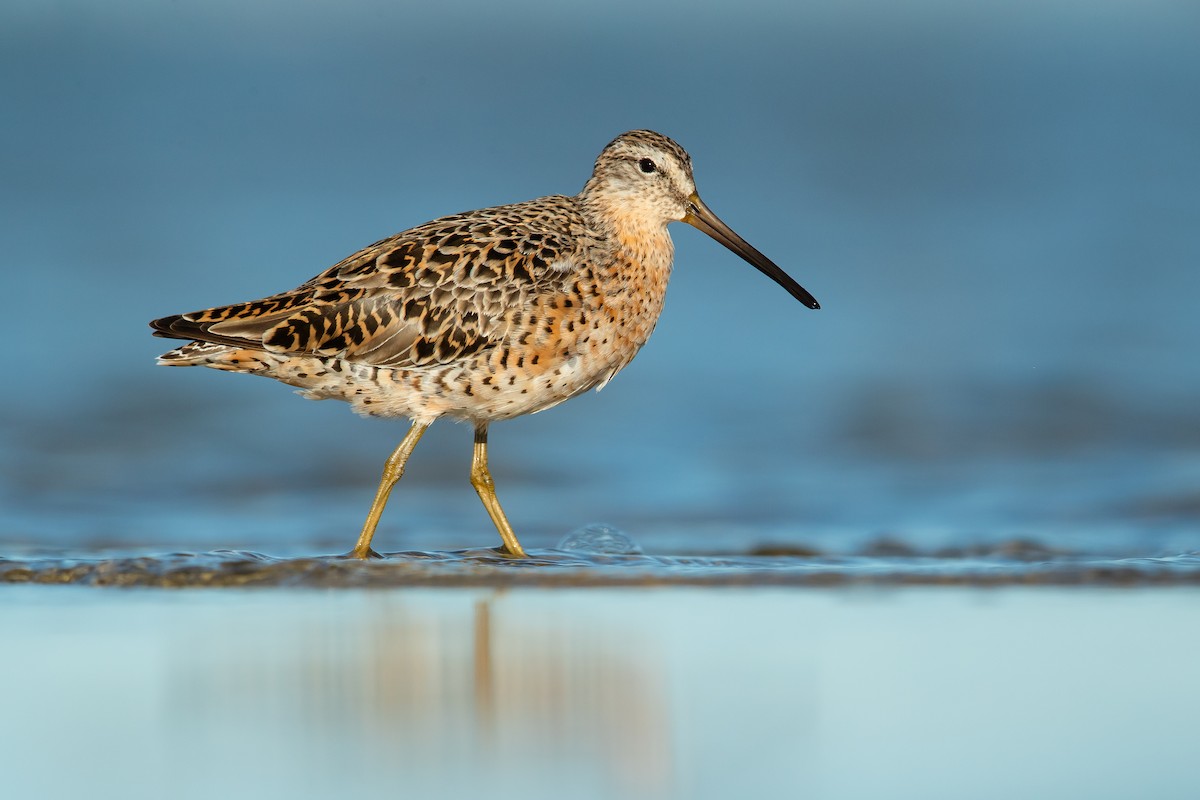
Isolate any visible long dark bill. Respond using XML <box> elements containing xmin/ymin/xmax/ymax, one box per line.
<box><xmin>683</xmin><ymin>193</ymin><xmax>820</xmax><ymax>309</ymax></box>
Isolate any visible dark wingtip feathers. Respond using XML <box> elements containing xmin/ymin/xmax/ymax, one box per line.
<box><xmin>149</xmin><ymin>314</ymin><xmax>188</xmax><ymax>339</ymax></box>
<box><xmin>148</xmin><ymin>312</ymin><xmax>258</xmax><ymax>349</ymax></box>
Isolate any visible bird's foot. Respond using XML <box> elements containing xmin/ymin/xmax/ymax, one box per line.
<box><xmin>341</xmin><ymin>547</ymin><xmax>384</xmax><ymax>560</ymax></box>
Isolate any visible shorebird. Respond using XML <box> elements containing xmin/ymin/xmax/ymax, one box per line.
<box><xmin>151</xmin><ymin>130</ymin><xmax>819</xmax><ymax>558</ymax></box>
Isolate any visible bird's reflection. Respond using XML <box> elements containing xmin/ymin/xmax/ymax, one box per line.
<box><xmin>170</xmin><ymin>592</ymin><xmax>672</xmax><ymax>796</ymax></box>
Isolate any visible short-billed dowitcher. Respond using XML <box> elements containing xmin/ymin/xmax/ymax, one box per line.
<box><xmin>151</xmin><ymin>130</ymin><xmax>819</xmax><ymax>558</ymax></box>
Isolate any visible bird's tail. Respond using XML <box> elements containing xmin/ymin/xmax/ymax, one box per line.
<box><xmin>156</xmin><ymin>341</ymin><xmax>275</xmax><ymax>373</ymax></box>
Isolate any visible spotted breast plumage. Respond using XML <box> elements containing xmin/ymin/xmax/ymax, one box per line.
<box><xmin>150</xmin><ymin>130</ymin><xmax>819</xmax><ymax>558</ymax></box>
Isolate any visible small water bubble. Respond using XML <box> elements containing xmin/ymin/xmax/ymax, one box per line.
<box><xmin>557</xmin><ymin>523</ymin><xmax>643</xmax><ymax>555</ymax></box>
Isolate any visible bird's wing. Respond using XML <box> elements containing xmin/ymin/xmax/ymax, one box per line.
<box><xmin>150</xmin><ymin>197</ymin><xmax>585</xmax><ymax>369</ymax></box>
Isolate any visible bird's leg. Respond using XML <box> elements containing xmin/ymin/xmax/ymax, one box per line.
<box><xmin>348</xmin><ymin>421</ymin><xmax>430</xmax><ymax>559</ymax></box>
<box><xmin>470</xmin><ymin>424</ymin><xmax>528</xmax><ymax>558</ymax></box>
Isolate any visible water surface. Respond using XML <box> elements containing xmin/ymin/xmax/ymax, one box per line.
<box><xmin>3</xmin><ymin>587</ymin><xmax>1196</xmax><ymax>800</ymax></box>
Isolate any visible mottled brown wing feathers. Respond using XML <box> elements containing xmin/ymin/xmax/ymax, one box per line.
<box><xmin>151</xmin><ymin>197</ymin><xmax>585</xmax><ymax>369</ymax></box>
<box><xmin>150</xmin><ymin>285</ymin><xmax>319</xmax><ymax>346</ymax></box>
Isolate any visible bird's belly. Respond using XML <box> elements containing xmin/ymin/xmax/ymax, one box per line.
<box><xmin>337</xmin><ymin>306</ymin><xmax>650</xmax><ymax>422</ymax></box>
<box><xmin>326</xmin><ymin>351</ymin><xmax>611</xmax><ymax>423</ymax></box>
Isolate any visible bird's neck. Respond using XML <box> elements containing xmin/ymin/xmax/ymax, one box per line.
<box><xmin>578</xmin><ymin>178</ymin><xmax>674</xmax><ymax>271</ymax></box>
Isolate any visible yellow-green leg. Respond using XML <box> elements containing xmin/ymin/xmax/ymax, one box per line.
<box><xmin>348</xmin><ymin>421</ymin><xmax>429</xmax><ymax>559</ymax></box>
<box><xmin>471</xmin><ymin>424</ymin><xmax>528</xmax><ymax>557</ymax></box>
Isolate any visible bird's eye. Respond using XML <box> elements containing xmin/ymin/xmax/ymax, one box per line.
<box><xmin>638</xmin><ymin>158</ymin><xmax>657</xmax><ymax>174</ymax></box>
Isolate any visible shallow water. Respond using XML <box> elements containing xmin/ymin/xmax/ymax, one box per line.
<box><xmin>3</xmin><ymin>4</ymin><xmax>1198</xmax><ymax>796</ymax></box>
<box><xmin>3</xmin><ymin>586</ymin><xmax>1197</xmax><ymax>800</ymax></box>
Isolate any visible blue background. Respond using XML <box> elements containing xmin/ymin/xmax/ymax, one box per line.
<box><xmin>3</xmin><ymin>0</ymin><xmax>1198</xmax><ymax>554</ymax></box>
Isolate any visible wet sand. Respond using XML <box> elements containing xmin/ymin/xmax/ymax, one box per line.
<box><xmin>3</xmin><ymin>546</ymin><xmax>1198</xmax><ymax>587</ymax></box>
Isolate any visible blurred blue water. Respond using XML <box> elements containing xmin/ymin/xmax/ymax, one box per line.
<box><xmin>2</xmin><ymin>0</ymin><xmax>1198</xmax><ymax>554</ymax></box>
